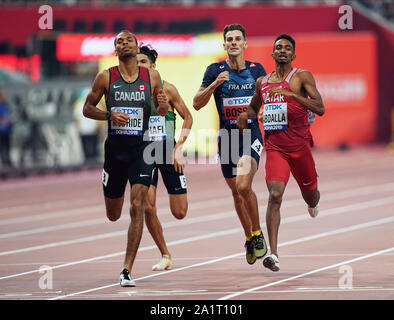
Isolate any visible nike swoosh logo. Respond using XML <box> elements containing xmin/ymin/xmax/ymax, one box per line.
<box><xmin>261</xmin><ymin>86</ymin><xmax>270</xmax><ymax>91</ymax></box>
<box><xmin>140</xmin><ymin>174</ymin><xmax>150</xmax><ymax>177</ymax></box>
<box><xmin>113</xmin><ymin>84</ymin><xmax>122</xmax><ymax>89</ymax></box>
<box><xmin>219</xmin><ymin>65</ymin><xmax>225</xmax><ymax>69</ymax></box>
<box><xmin>303</xmin><ymin>181</ymin><xmax>313</xmax><ymax>186</ymax></box>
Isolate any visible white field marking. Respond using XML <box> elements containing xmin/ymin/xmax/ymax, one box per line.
<box><xmin>44</xmin><ymin>287</ymin><xmax>394</xmax><ymax>299</ymax></box>
<box><xmin>2</xmin><ymin>190</ymin><xmax>394</xmax><ymax>256</ymax></box>
<box><xmin>48</xmin><ymin>216</ymin><xmax>394</xmax><ymax>300</ymax></box>
<box><xmin>0</xmin><ymin>205</ymin><xmax>103</xmax><ymax>226</ymax></box>
<box><xmin>218</xmin><ymin>246</ymin><xmax>394</xmax><ymax>300</ymax></box>
<box><xmin>2</xmin><ymin>179</ymin><xmax>394</xmax><ymax>240</ymax></box>
<box><xmin>0</xmin><ymin>169</ymin><xmax>370</xmax><ymax>218</ymax></box>
<box><xmin>0</xmin><ymin>227</ymin><xmax>240</xmax><ymax>281</ymax></box>
<box><xmin>1</xmin><ymin>160</ymin><xmax>393</xmax><ymax>218</ymax></box>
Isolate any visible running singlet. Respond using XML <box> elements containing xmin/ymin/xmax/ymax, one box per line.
<box><xmin>149</xmin><ymin>81</ymin><xmax>176</xmax><ymax>142</ymax></box>
<box><xmin>201</xmin><ymin>61</ymin><xmax>266</xmax><ymax>129</ymax></box>
<box><xmin>106</xmin><ymin>66</ymin><xmax>152</xmax><ymax>147</ymax></box>
<box><xmin>260</xmin><ymin>68</ymin><xmax>311</xmax><ymax>152</ymax></box>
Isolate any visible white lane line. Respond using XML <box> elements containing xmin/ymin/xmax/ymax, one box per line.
<box><xmin>48</xmin><ymin>216</ymin><xmax>394</xmax><ymax>300</ymax></box>
<box><xmin>1</xmin><ymin>179</ymin><xmax>394</xmax><ymax>240</ymax></box>
<box><xmin>2</xmin><ymin>190</ymin><xmax>394</xmax><ymax>257</ymax></box>
<box><xmin>0</xmin><ymin>227</ymin><xmax>240</xmax><ymax>281</ymax></box>
<box><xmin>218</xmin><ymin>246</ymin><xmax>394</xmax><ymax>300</ymax></box>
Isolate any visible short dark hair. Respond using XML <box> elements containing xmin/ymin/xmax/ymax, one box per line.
<box><xmin>114</xmin><ymin>30</ymin><xmax>138</xmax><ymax>47</ymax></box>
<box><xmin>274</xmin><ymin>34</ymin><xmax>295</xmax><ymax>51</ymax></box>
<box><xmin>223</xmin><ymin>24</ymin><xmax>246</xmax><ymax>40</ymax></box>
<box><xmin>138</xmin><ymin>44</ymin><xmax>158</xmax><ymax>64</ymax></box>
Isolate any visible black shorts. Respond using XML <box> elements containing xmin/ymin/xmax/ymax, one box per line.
<box><xmin>149</xmin><ymin>139</ymin><xmax>187</xmax><ymax>195</ymax></box>
<box><xmin>151</xmin><ymin>164</ymin><xmax>187</xmax><ymax>195</ymax></box>
<box><xmin>218</xmin><ymin>120</ymin><xmax>263</xmax><ymax>179</ymax></box>
<box><xmin>102</xmin><ymin>140</ymin><xmax>154</xmax><ymax>199</ymax></box>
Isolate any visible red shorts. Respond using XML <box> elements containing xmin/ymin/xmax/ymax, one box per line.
<box><xmin>265</xmin><ymin>145</ymin><xmax>318</xmax><ymax>191</ymax></box>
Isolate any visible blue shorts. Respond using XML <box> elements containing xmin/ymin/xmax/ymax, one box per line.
<box><xmin>218</xmin><ymin>120</ymin><xmax>263</xmax><ymax>179</ymax></box>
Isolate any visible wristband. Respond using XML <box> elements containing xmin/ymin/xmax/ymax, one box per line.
<box><xmin>105</xmin><ymin>110</ymin><xmax>111</xmax><ymax>120</ymax></box>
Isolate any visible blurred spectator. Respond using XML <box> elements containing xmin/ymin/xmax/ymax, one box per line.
<box><xmin>0</xmin><ymin>89</ymin><xmax>13</xmax><ymax>167</ymax></box>
<box><xmin>73</xmin><ymin>88</ymin><xmax>100</xmax><ymax>163</ymax></box>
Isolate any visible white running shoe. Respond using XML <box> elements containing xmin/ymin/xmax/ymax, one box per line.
<box><xmin>152</xmin><ymin>255</ymin><xmax>172</xmax><ymax>271</ymax></box>
<box><xmin>263</xmin><ymin>254</ymin><xmax>280</xmax><ymax>272</ymax></box>
<box><xmin>120</xmin><ymin>269</ymin><xmax>136</xmax><ymax>287</ymax></box>
<box><xmin>308</xmin><ymin>205</ymin><xmax>319</xmax><ymax>218</ymax></box>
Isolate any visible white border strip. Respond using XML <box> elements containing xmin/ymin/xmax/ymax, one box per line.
<box><xmin>219</xmin><ymin>246</ymin><xmax>394</xmax><ymax>300</ymax></box>
<box><xmin>49</xmin><ymin>215</ymin><xmax>394</xmax><ymax>300</ymax></box>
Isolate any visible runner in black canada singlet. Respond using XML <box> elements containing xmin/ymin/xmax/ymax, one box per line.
<box><xmin>83</xmin><ymin>30</ymin><xmax>168</xmax><ymax>287</ymax></box>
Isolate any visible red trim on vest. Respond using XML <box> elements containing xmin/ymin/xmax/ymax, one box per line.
<box><xmin>139</xmin><ymin>66</ymin><xmax>150</xmax><ymax>84</ymax></box>
<box><xmin>109</xmin><ymin>66</ymin><xmax>120</xmax><ymax>84</ymax></box>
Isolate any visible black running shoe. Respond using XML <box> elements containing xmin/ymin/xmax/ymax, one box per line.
<box><xmin>244</xmin><ymin>240</ymin><xmax>256</xmax><ymax>265</ymax></box>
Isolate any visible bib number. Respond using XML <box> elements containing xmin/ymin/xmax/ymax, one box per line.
<box><xmin>149</xmin><ymin>116</ymin><xmax>166</xmax><ymax>141</ymax></box>
<box><xmin>110</xmin><ymin>107</ymin><xmax>143</xmax><ymax>136</ymax></box>
<box><xmin>262</xmin><ymin>102</ymin><xmax>288</xmax><ymax>131</ymax></box>
<box><xmin>223</xmin><ymin>96</ymin><xmax>253</xmax><ymax>126</ymax></box>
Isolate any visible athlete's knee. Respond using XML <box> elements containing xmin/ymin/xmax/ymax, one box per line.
<box><xmin>144</xmin><ymin>200</ymin><xmax>156</xmax><ymax>216</ymax></box>
<box><xmin>106</xmin><ymin>210</ymin><xmax>121</xmax><ymax>222</ymax></box>
<box><xmin>171</xmin><ymin>202</ymin><xmax>188</xmax><ymax>220</ymax></box>
<box><xmin>268</xmin><ymin>189</ymin><xmax>283</xmax><ymax>205</ymax></box>
<box><xmin>236</xmin><ymin>180</ymin><xmax>251</xmax><ymax>198</ymax></box>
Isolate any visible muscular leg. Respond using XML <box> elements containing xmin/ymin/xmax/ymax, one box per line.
<box><xmin>144</xmin><ymin>185</ymin><xmax>171</xmax><ymax>258</ymax></box>
<box><xmin>104</xmin><ymin>195</ymin><xmax>125</xmax><ymax>222</ymax></box>
<box><xmin>123</xmin><ymin>183</ymin><xmax>148</xmax><ymax>272</ymax></box>
<box><xmin>225</xmin><ymin>177</ymin><xmax>252</xmax><ymax>238</ymax></box>
<box><xmin>265</xmin><ymin>180</ymin><xmax>286</xmax><ymax>257</ymax></box>
<box><xmin>169</xmin><ymin>193</ymin><xmax>188</xmax><ymax>220</ymax></box>
<box><xmin>301</xmin><ymin>187</ymin><xmax>320</xmax><ymax>208</ymax></box>
<box><xmin>236</xmin><ymin>155</ymin><xmax>260</xmax><ymax>232</ymax></box>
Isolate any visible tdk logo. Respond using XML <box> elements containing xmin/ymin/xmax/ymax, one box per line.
<box><xmin>227</xmin><ymin>97</ymin><xmax>251</xmax><ymax>106</ymax></box>
<box><xmin>150</xmin><ymin>117</ymin><xmax>161</xmax><ymax>123</ymax></box>
<box><xmin>265</xmin><ymin>104</ymin><xmax>282</xmax><ymax>111</ymax></box>
<box><xmin>114</xmin><ymin>108</ymin><xmax>140</xmax><ymax>115</ymax></box>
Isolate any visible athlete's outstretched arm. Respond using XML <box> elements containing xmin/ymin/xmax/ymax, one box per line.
<box><xmin>237</xmin><ymin>77</ymin><xmax>262</xmax><ymax>129</ymax></box>
<box><xmin>165</xmin><ymin>81</ymin><xmax>193</xmax><ymax>173</ymax></box>
<box><xmin>193</xmin><ymin>71</ymin><xmax>229</xmax><ymax>110</ymax></box>
<box><xmin>83</xmin><ymin>70</ymin><xmax>129</xmax><ymax>126</ymax></box>
<box><xmin>150</xmin><ymin>69</ymin><xmax>168</xmax><ymax>116</ymax></box>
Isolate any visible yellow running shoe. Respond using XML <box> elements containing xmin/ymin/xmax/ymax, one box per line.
<box><xmin>244</xmin><ymin>240</ymin><xmax>256</xmax><ymax>265</ymax></box>
<box><xmin>251</xmin><ymin>232</ymin><xmax>268</xmax><ymax>259</ymax></box>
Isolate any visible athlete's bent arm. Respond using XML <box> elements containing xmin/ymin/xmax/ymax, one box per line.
<box><xmin>237</xmin><ymin>77</ymin><xmax>262</xmax><ymax>130</ymax></box>
<box><xmin>269</xmin><ymin>71</ymin><xmax>324</xmax><ymax>116</ymax></box>
<box><xmin>296</xmin><ymin>71</ymin><xmax>325</xmax><ymax>116</ymax></box>
<box><xmin>193</xmin><ymin>71</ymin><xmax>229</xmax><ymax>111</ymax></box>
<box><xmin>166</xmin><ymin>82</ymin><xmax>193</xmax><ymax>173</ymax></box>
<box><xmin>150</xmin><ymin>69</ymin><xmax>168</xmax><ymax>116</ymax></box>
<box><xmin>83</xmin><ymin>70</ymin><xmax>129</xmax><ymax>126</ymax></box>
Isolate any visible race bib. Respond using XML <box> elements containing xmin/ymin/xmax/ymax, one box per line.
<box><xmin>262</xmin><ymin>102</ymin><xmax>288</xmax><ymax>131</ymax></box>
<box><xmin>149</xmin><ymin>116</ymin><xmax>166</xmax><ymax>141</ymax></box>
<box><xmin>222</xmin><ymin>96</ymin><xmax>253</xmax><ymax>126</ymax></box>
<box><xmin>110</xmin><ymin>107</ymin><xmax>143</xmax><ymax>136</ymax></box>
<box><xmin>308</xmin><ymin>110</ymin><xmax>316</xmax><ymax>126</ymax></box>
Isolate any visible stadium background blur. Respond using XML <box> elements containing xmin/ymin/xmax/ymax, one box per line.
<box><xmin>0</xmin><ymin>0</ymin><xmax>393</xmax><ymax>178</ymax></box>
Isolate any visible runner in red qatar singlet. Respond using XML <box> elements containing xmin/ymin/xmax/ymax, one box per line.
<box><xmin>260</xmin><ymin>67</ymin><xmax>311</xmax><ymax>153</ymax></box>
<box><xmin>237</xmin><ymin>34</ymin><xmax>325</xmax><ymax>273</ymax></box>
